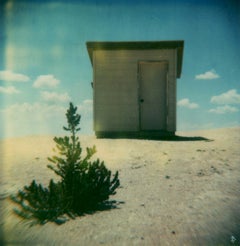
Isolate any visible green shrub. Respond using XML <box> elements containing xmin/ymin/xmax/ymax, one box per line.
<box><xmin>10</xmin><ymin>103</ymin><xmax>120</xmax><ymax>225</ymax></box>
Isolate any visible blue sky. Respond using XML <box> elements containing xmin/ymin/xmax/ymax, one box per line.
<box><xmin>0</xmin><ymin>0</ymin><xmax>239</xmax><ymax>139</ymax></box>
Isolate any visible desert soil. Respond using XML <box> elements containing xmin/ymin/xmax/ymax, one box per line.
<box><xmin>0</xmin><ymin>128</ymin><xmax>239</xmax><ymax>246</ymax></box>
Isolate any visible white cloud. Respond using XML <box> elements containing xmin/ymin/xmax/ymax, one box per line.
<box><xmin>0</xmin><ymin>70</ymin><xmax>30</xmax><ymax>82</ymax></box>
<box><xmin>178</xmin><ymin>122</ymin><xmax>215</xmax><ymax>131</ymax></box>
<box><xmin>2</xmin><ymin>102</ymin><xmax>65</xmax><ymax>116</ymax></box>
<box><xmin>0</xmin><ymin>86</ymin><xmax>20</xmax><ymax>94</ymax></box>
<box><xmin>177</xmin><ymin>98</ymin><xmax>199</xmax><ymax>109</ymax></box>
<box><xmin>33</xmin><ymin>75</ymin><xmax>60</xmax><ymax>88</ymax></box>
<box><xmin>1</xmin><ymin>101</ymin><xmax>93</xmax><ymax>138</ymax></box>
<box><xmin>195</xmin><ymin>69</ymin><xmax>220</xmax><ymax>80</ymax></box>
<box><xmin>41</xmin><ymin>91</ymin><xmax>71</xmax><ymax>102</ymax></box>
<box><xmin>83</xmin><ymin>99</ymin><xmax>93</xmax><ymax>105</ymax></box>
<box><xmin>210</xmin><ymin>89</ymin><xmax>240</xmax><ymax>104</ymax></box>
<box><xmin>1</xmin><ymin>102</ymin><xmax>67</xmax><ymax>137</ymax></box>
<box><xmin>75</xmin><ymin>99</ymin><xmax>93</xmax><ymax>134</ymax></box>
<box><xmin>208</xmin><ymin>105</ymin><xmax>239</xmax><ymax>114</ymax></box>
<box><xmin>77</xmin><ymin>99</ymin><xmax>93</xmax><ymax>113</ymax></box>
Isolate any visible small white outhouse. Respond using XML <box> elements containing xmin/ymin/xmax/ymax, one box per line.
<box><xmin>86</xmin><ymin>41</ymin><xmax>184</xmax><ymax>138</ymax></box>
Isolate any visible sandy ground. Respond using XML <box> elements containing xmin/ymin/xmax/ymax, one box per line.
<box><xmin>0</xmin><ymin>128</ymin><xmax>240</xmax><ymax>246</ymax></box>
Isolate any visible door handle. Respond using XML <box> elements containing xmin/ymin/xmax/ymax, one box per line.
<box><xmin>140</xmin><ymin>99</ymin><xmax>144</xmax><ymax>103</ymax></box>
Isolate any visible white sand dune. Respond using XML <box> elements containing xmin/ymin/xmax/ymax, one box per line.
<box><xmin>0</xmin><ymin>128</ymin><xmax>240</xmax><ymax>245</ymax></box>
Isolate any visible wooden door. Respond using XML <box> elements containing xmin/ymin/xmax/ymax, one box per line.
<box><xmin>139</xmin><ymin>61</ymin><xmax>168</xmax><ymax>130</ymax></box>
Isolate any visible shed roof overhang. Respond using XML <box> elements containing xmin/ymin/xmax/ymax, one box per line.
<box><xmin>86</xmin><ymin>40</ymin><xmax>184</xmax><ymax>78</ymax></box>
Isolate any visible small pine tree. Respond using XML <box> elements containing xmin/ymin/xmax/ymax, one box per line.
<box><xmin>10</xmin><ymin>102</ymin><xmax>120</xmax><ymax>225</ymax></box>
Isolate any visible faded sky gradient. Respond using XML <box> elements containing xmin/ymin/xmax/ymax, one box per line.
<box><xmin>0</xmin><ymin>0</ymin><xmax>239</xmax><ymax>139</ymax></box>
